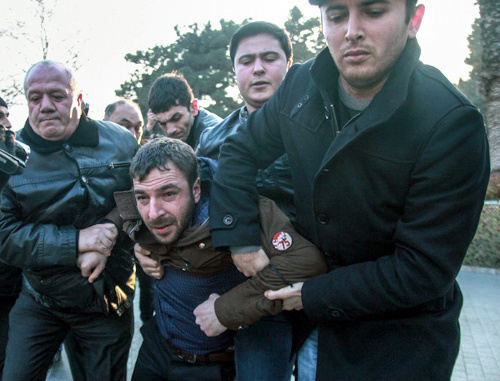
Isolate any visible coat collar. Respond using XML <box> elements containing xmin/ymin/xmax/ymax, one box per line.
<box><xmin>20</xmin><ymin>114</ymin><xmax>99</xmax><ymax>154</ymax></box>
<box><xmin>310</xmin><ymin>39</ymin><xmax>421</xmax><ymax>171</ymax></box>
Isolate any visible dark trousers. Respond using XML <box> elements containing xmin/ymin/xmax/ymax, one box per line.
<box><xmin>2</xmin><ymin>292</ymin><xmax>133</xmax><ymax>381</ymax></box>
<box><xmin>132</xmin><ymin>318</ymin><xmax>235</xmax><ymax>381</ymax></box>
<box><xmin>136</xmin><ymin>264</ymin><xmax>154</xmax><ymax>323</ymax></box>
<box><xmin>0</xmin><ymin>296</ymin><xmax>17</xmax><ymax>377</ymax></box>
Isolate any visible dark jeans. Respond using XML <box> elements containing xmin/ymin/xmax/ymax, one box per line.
<box><xmin>0</xmin><ymin>296</ymin><xmax>17</xmax><ymax>377</ymax></box>
<box><xmin>234</xmin><ymin>313</ymin><xmax>295</xmax><ymax>381</ymax></box>
<box><xmin>2</xmin><ymin>292</ymin><xmax>133</xmax><ymax>381</ymax></box>
<box><xmin>132</xmin><ymin>318</ymin><xmax>235</xmax><ymax>381</ymax></box>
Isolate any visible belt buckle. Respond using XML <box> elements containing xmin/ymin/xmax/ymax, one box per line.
<box><xmin>186</xmin><ymin>354</ymin><xmax>197</xmax><ymax>364</ymax></box>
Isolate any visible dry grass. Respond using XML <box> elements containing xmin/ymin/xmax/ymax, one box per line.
<box><xmin>464</xmin><ymin>203</ymin><xmax>500</xmax><ymax>268</ymax></box>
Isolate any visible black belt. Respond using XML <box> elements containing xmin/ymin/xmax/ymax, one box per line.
<box><xmin>167</xmin><ymin>341</ymin><xmax>234</xmax><ymax>364</ymax></box>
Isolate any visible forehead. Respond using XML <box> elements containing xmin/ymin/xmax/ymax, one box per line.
<box><xmin>111</xmin><ymin>103</ymin><xmax>143</xmax><ymax>123</ymax></box>
<box><xmin>25</xmin><ymin>66</ymin><xmax>72</xmax><ymax>94</ymax></box>
<box><xmin>154</xmin><ymin>105</ymin><xmax>190</xmax><ymax>120</ymax></box>
<box><xmin>133</xmin><ymin>165</ymin><xmax>188</xmax><ymax>190</ymax></box>
<box><xmin>235</xmin><ymin>33</ymin><xmax>285</xmax><ymax>58</ymax></box>
<box><xmin>322</xmin><ymin>0</ymin><xmax>401</xmax><ymax>8</ymax></box>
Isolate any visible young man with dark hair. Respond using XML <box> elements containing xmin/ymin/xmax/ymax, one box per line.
<box><xmin>115</xmin><ymin>138</ymin><xmax>327</xmax><ymax>380</ymax></box>
<box><xmin>207</xmin><ymin>1</ymin><xmax>490</xmax><ymax>379</ymax></box>
<box><xmin>144</xmin><ymin>72</ymin><xmax>221</xmax><ymax>149</ymax></box>
<box><xmin>196</xmin><ymin>21</ymin><xmax>299</xmax><ymax>380</ymax></box>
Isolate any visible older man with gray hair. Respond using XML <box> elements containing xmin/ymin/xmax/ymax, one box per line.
<box><xmin>0</xmin><ymin>60</ymin><xmax>138</xmax><ymax>380</ymax></box>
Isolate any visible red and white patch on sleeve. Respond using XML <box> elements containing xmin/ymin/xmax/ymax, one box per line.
<box><xmin>272</xmin><ymin>231</ymin><xmax>293</xmax><ymax>251</ymax></box>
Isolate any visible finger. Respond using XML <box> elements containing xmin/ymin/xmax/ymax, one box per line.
<box><xmin>139</xmin><ymin>257</ymin><xmax>160</xmax><ymax>269</ymax></box>
<box><xmin>80</xmin><ymin>266</ymin><xmax>91</xmax><ymax>278</ymax></box>
<box><xmin>135</xmin><ymin>244</ymin><xmax>151</xmax><ymax>256</ymax></box>
<box><xmin>265</xmin><ymin>289</ymin><xmax>284</xmax><ymax>300</ymax></box>
<box><xmin>100</xmin><ymin>242</ymin><xmax>113</xmax><ymax>257</ymax></box>
<box><xmin>102</xmin><ymin>222</ymin><xmax>118</xmax><ymax>232</ymax></box>
<box><xmin>88</xmin><ymin>261</ymin><xmax>105</xmax><ymax>283</ymax></box>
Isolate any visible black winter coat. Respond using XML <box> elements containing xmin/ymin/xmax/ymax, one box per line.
<box><xmin>197</xmin><ymin>107</ymin><xmax>296</xmax><ymax>221</ymax></box>
<box><xmin>209</xmin><ymin>39</ymin><xmax>490</xmax><ymax>379</ymax></box>
<box><xmin>0</xmin><ymin>116</ymin><xmax>139</xmax><ymax>315</ymax></box>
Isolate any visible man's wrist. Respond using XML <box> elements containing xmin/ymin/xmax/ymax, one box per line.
<box><xmin>230</xmin><ymin>245</ymin><xmax>262</xmax><ymax>254</ymax></box>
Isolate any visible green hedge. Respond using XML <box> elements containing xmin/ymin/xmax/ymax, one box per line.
<box><xmin>464</xmin><ymin>203</ymin><xmax>500</xmax><ymax>269</ymax></box>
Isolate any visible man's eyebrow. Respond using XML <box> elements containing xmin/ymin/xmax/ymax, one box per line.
<box><xmin>167</xmin><ymin>113</ymin><xmax>182</xmax><ymax>122</ymax></box>
<box><xmin>134</xmin><ymin>183</ymin><xmax>180</xmax><ymax>195</ymax></box>
<box><xmin>360</xmin><ymin>0</ymin><xmax>390</xmax><ymax>7</ymax></box>
<box><xmin>119</xmin><ymin>117</ymin><xmax>132</xmax><ymax>124</ymax></box>
<box><xmin>237</xmin><ymin>53</ymin><xmax>256</xmax><ymax>61</ymax></box>
<box><xmin>261</xmin><ymin>51</ymin><xmax>281</xmax><ymax>57</ymax></box>
<box><xmin>238</xmin><ymin>51</ymin><xmax>280</xmax><ymax>61</ymax></box>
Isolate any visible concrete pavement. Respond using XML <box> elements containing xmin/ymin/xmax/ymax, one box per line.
<box><xmin>46</xmin><ymin>265</ymin><xmax>500</xmax><ymax>381</ymax></box>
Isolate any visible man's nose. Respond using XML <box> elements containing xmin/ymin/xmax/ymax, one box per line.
<box><xmin>40</xmin><ymin>95</ymin><xmax>56</xmax><ymax>112</ymax></box>
<box><xmin>148</xmin><ymin>197</ymin><xmax>165</xmax><ymax>220</ymax></box>
<box><xmin>253</xmin><ymin>58</ymin><xmax>265</xmax><ymax>74</ymax></box>
<box><xmin>3</xmin><ymin>117</ymin><xmax>12</xmax><ymax>129</ymax></box>
<box><xmin>345</xmin><ymin>14</ymin><xmax>365</xmax><ymax>41</ymax></box>
<box><xmin>163</xmin><ymin>122</ymin><xmax>177</xmax><ymax>135</ymax></box>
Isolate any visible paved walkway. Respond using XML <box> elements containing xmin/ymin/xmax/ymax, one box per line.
<box><xmin>46</xmin><ymin>266</ymin><xmax>500</xmax><ymax>381</ymax></box>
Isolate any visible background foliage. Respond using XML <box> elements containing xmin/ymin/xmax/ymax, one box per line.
<box><xmin>116</xmin><ymin>6</ymin><xmax>324</xmax><ymax>118</ymax></box>
<box><xmin>464</xmin><ymin>204</ymin><xmax>500</xmax><ymax>268</ymax></box>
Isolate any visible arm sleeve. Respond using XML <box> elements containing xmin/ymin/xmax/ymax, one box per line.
<box><xmin>0</xmin><ymin>186</ymin><xmax>78</xmax><ymax>269</ymax></box>
<box><xmin>209</xmin><ymin>68</ymin><xmax>295</xmax><ymax>249</ymax></box>
<box><xmin>214</xmin><ymin>197</ymin><xmax>328</xmax><ymax>330</ymax></box>
<box><xmin>302</xmin><ymin>106</ymin><xmax>490</xmax><ymax>321</ymax></box>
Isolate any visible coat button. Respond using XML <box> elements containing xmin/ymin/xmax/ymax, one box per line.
<box><xmin>223</xmin><ymin>215</ymin><xmax>233</xmax><ymax>225</ymax></box>
<box><xmin>317</xmin><ymin>214</ymin><xmax>330</xmax><ymax>224</ymax></box>
<box><xmin>81</xmin><ymin>176</ymin><xmax>88</xmax><ymax>184</ymax></box>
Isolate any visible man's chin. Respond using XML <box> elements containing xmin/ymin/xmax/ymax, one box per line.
<box><xmin>151</xmin><ymin>230</ymin><xmax>178</xmax><ymax>245</ymax></box>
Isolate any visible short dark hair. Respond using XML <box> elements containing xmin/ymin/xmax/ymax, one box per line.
<box><xmin>104</xmin><ymin>99</ymin><xmax>141</xmax><ymax>120</ymax></box>
<box><xmin>0</xmin><ymin>97</ymin><xmax>7</xmax><ymax>109</ymax></box>
<box><xmin>130</xmin><ymin>137</ymin><xmax>199</xmax><ymax>188</ymax></box>
<box><xmin>309</xmin><ymin>0</ymin><xmax>418</xmax><ymax>23</ymax></box>
<box><xmin>229</xmin><ymin>21</ymin><xmax>293</xmax><ymax>66</ymax></box>
<box><xmin>148</xmin><ymin>72</ymin><xmax>194</xmax><ymax>114</ymax></box>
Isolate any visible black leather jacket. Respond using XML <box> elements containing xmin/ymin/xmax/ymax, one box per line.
<box><xmin>0</xmin><ymin>116</ymin><xmax>139</xmax><ymax>315</ymax></box>
<box><xmin>197</xmin><ymin>107</ymin><xmax>295</xmax><ymax>221</ymax></box>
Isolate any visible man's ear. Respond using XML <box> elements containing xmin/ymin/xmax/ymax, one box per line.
<box><xmin>193</xmin><ymin>177</ymin><xmax>201</xmax><ymax>204</ymax></box>
<box><xmin>408</xmin><ymin>5</ymin><xmax>425</xmax><ymax>39</ymax></box>
<box><xmin>190</xmin><ymin>99</ymin><xmax>199</xmax><ymax>117</ymax></box>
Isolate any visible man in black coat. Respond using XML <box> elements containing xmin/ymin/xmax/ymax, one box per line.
<box><xmin>207</xmin><ymin>1</ymin><xmax>490</xmax><ymax>379</ymax></box>
<box><xmin>0</xmin><ymin>61</ymin><xmax>138</xmax><ymax>380</ymax></box>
